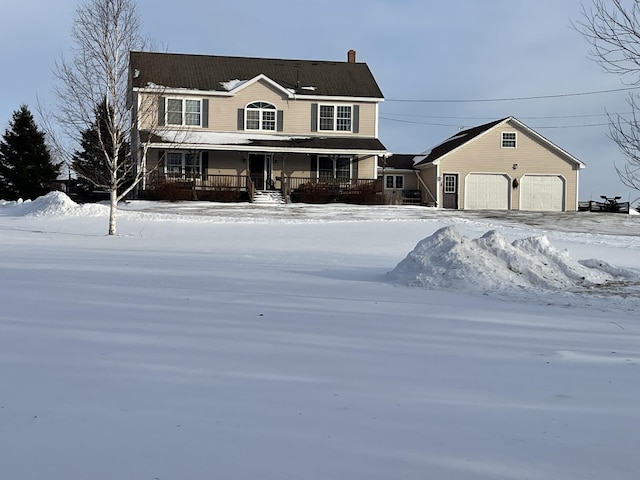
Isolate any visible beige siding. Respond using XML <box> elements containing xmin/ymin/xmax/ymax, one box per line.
<box><xmin>434</xmin><ymin>120</ymin><xmax>580</xmax><ymax>211</ymax></box>
<box><xmin>418</xmin><ymin>165</ymin><xmax>438</xmax><ymax>205</ymax></box>
<box><xmin>136</xmin><ymin>81</ymin><xmax>379</xmax><ymax>137</ymax></box>
<box><xmin>357</xmin><ymin>155</ymin><xmax>377</xmax><ymax>179</ymax></box>
<box><xmin>206</xmin><ymin>151</ymin><xmax>248</xmax><ymax>176</ymax></box>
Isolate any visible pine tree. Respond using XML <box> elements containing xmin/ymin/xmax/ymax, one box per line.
<box><xmin>72</xmin><ymin>99</ymin><xmax>130</xmax><ymax>200</ymax></box>
<box><xmin>0</xmin><ymin>105</ymin><xmax>60</xmax><ymax>200</ymax></box>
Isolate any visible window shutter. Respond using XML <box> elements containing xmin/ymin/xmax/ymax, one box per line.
<box><xmin>311</xmin><ymin>103</ymin><xmax>318</xmax><ymax>132</ymax></box>
<box><xmin>158</xmin><ymin>150</ymin><xmax>165</xmax><ymax>170</ymax></box>
<box><xmin>158</xmin><ymin>97</ymin><xmax>165</xmax><ymax>126</ymax></box>
<box><xmin>202</xmin><ymin>99</ymin><xmax>209</xmax><ymax>128</ymax></box>
<box><xmin>201</xmin><ymin>151</ymin><xmax>209</xmax><ymax>176</ymax></box>
<box><xmin>352</xmin><ymin>105</ymin><xmax>359</xmax><ymax>133</ymax></box>
<box><xmin>237</xmin><ymin>108</ymin><xmax>244</xmax><ymax>130</ymax></box>
<box><xmin>310</xmin><ymin>155</ymin><xmax>317</xmax><ymax>178</ymax></box>
<box><xmin>277</xmin><ymin>110</ymin><xmax>284</xmax><ymax>132</ymax></box>
<box><xmin>351</xmin><ymin>156</ymin><xmax>358</xmax><ymax>180</ymax></box>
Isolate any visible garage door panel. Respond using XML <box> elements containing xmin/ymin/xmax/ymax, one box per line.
<box><xmin>465</xmin><ymin>174</ymin><xmax>509</xmax><ymax>210</ymax></box>
<box><xmin>521</xmin><ymin>175</ymin><xmax>564</xmax><ymax>211</ymax></box>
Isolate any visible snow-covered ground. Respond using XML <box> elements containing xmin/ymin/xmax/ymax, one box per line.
<box><xmin>1</xmin><ymin>192</ymin><xmax>639</xmax><ymax>480</ymax></box>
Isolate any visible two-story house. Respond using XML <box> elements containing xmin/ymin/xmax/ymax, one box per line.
<box><xmin>128</xmin><ymin>50</ymin><xmax>387</xmax><ymax>202</ymax></box>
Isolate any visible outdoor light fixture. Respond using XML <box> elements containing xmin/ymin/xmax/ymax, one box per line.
<box><xmin>512</xmin><ymin>163</ymin><xmax>518</xmax><ymax>170</ymax></box>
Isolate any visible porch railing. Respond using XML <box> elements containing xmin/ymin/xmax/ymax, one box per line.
<box><xmin>286</xmin><ymin>177</ymin><xmax>384</xmax><ymax>204</ymax></box>
<box><xmin>145</xmin><ymin>173</ymin><xmax>386</xmax><ymax>204</ymax></box>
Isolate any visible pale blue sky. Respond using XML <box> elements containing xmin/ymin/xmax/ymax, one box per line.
<box><xmin>1</xmin><ymin>0</ymin><xmax>636</xmax><ymax>202</ymax></box>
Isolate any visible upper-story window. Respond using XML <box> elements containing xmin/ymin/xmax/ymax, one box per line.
<box><xmin>166</xmin><ymin>98</ymin><xmax>202</xmax><ymax>126</ymax></box>
<box><xmin>246</xmin><ymin>102</ymin><xmax>276</xmax><ymax>131</ymax></box>
<box><xmin>502</xmin><ymin>132</ymin><xmax>517</xmax><ymax>148</ymax></box>
<box><xmin>319</xmin><ymin>105</ymin><xmax>352</xmax><ymax>132</ymax></box>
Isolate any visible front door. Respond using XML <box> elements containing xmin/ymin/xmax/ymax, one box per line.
<box><xmin>442</xmin><ymin>173</ymin><xmax>458</xmax><ymax>209</ymax></box>
<box><xmin>248</xmin><ymin>154</ymin><xmax>274</xmax><ymax>190</ymax></box>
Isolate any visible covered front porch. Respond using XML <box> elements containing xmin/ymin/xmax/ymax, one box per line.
<box><xmin>139</xmin><ymin>134</ymin><xmax>388</xmax><ymax>204</ymax></box>
<box><xmin>144</xmin><ymin>169</ymin><xmax>384</xmax><ymax>204</ymax></box>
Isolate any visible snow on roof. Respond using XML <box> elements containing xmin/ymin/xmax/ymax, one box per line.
<box><xmin>159</xmin><ymin>130</ymin><xmax>310</xmax><ymax>146</ymax></box>
<box><xmin>387</xmin><ymin>226</ymin><xmax>638</xmax><ymax>294</ymax></box>
<box><xmin>220</xmin><ymin>79</ymin><xmax>248</xmax><ymax>91</ymax></box>
<box><xmin>412</xmin><ymin>133</ymin><xmax>468</xmax><ymax>166</ymax></box>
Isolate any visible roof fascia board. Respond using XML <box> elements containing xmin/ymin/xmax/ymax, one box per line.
<box><xmin>293</xmin><ymin>94</ymin><xmax>384</xmax><ymax>103</ymax></box>
<box><xmin>133</xmin><ymin>85</ymin><xmax>383</xmax><ymax>103</ymax></box>
<box><xmin>507</xmin><ymin>117</ymin><xmax>586</xmax><ymax>169</ymax></box>
<box><xmin>133</xmin><ymin>86</ymin><xmax>234</xmax><ymax>97</ymax></box>
<box><xmin>149</xmin><ymin>142</ymin><xmax>386</xmax><ymax>156</ymax></box>
<box><xmin>229</xmin><ymin>74</ymin><xmax>295</xmax><ymax>98</ymax></box>
<box><xmin>416</xmin><ymin>118</ymin><xmax>512</xmax><ymax>168</ymax></box>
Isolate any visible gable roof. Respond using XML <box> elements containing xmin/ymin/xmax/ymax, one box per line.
<box><xmin>129</xmin><ymin>51</ymin><xmax>384</xmax><ymax>99</ymax></box>
<box><xmin>379</xmin><ymin>154</ymin><xmax>417</xmax><ymax>170</ymax></box>
<box><xmin>414</xmin><ymin>116</ymin><xmax>585</xmax><ymax>169</ymax></box>
<box><xmin>413</xmin><ymin>118</ymin><xmax>506</xmax><ymax>166</ymax></box>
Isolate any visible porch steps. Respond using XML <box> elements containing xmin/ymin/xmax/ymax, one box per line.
<box><xmin>252</xmin><ymin>190</ymin><xmax>287</xmax><ymax>205</ymax></box>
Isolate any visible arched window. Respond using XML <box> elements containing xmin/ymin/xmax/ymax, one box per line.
<box><xmin>245</xmin><ymin>101</ymin><xmax>276</xmax><ymax>131</ymax></box>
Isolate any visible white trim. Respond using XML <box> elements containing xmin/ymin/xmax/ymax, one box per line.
<box><xmin>164</xmin><ymin>150</ymin><xmax>202</xmax><ymax>175</ymax></box>
<box><xmin>165</xmin><ymin>97</ymin><xmax>203</xmax><ymax>127</ymax></box>
<box><xmin>501</xmin><ymin>131</ymin><xmax>517</xmax><ymax>148</ymax></box>
<box><xmin>149</xmin><ymin>142</ymin><xmax>386</xmax><ymax>156</ymax></box>
<box><xmin>384</xmin><ymin>174</ymin><xmax>405</xmax><ymax>190</ymax></box>
<box><xmin>295</xmin><ymin>94</ymin><xmax>383</xmax><ymax>103</ymax></box>
<box><xmin>519</xmin><ymin>174</ymin><xmax>567</xmax><ymax>212</ymax></box>
<box><xmin>318</xmin><ymin>104</ymin><xmax>353</xmax><ymax>132</ymax></box>
<box><xmin>133</xmin><ymin>83</ymin><xmax>384</xmax><ymax>103</ymax></box>
<box><xmin>245</xmin><ymin>100</ymin><xmax>277</xmax><ymax>131</ymax></box>
<box><xmin>415</xmin><ymin>116</ymin><xmax>586</xmax><ymax>169</ymax></box>
<box><xmin>464</xmin><ymin>172</ymin><xmax>511</xmax><ymax>210</ymax></box>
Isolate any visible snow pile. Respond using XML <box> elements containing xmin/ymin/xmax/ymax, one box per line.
<box><xmin>387</xmin><ymin>226</ymin><xmax>638</xmax><ymax>294</ymax></box>
<box><xmin>0</xmin><ymin>191</ymin><xmax>108</xmax><ymax>217</ymax></box>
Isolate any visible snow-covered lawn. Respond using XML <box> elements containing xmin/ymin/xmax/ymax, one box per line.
<box><xmin>1</xmin><ymin>193</ymin><xmax>639</xmax><ymax>480</ymax></box>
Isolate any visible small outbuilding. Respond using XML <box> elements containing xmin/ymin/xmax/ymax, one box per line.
<box><xmin>404</xmin><ymin>116</ymin><xmax>586</xmax><ymax>211</ymax></box>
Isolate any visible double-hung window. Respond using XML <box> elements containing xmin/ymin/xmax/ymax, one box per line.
<box><xmin>317</xmin><ymin>156</ymin><xmax>352</xmax><ymax>181</ymax></box>
<box><xmin>319</xmin><ymin>105</ymin><xmax>352</xmax><ymax>132</ymax></box>
<box><xmin>166</xmin><ymin>98</ymin><xmax>202</xmax><ymax>126</ymax></box>
<box><xmin>165</xmin><ymin>152</ymin><xmax>201</xmax><ymax>176</ymax></box>
<box><xmin>385</xmin><ymin>175</ymin><xmax>404</xmax><ymax>189</ymax></box>
<box><xmin>502</xmin><ymin>132</ymin><xmax>517</xmax><ymax>148</ymax></box>
<box><xmin>246</xmin><ymin>102</ymin><xmax>276</xmax><ymax>131</ymax></box>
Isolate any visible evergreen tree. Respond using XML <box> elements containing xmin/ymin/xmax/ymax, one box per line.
<box><xmin>0</xmin><ymin>105</ymin><xmax>60</xmax><ymax>200</ymax></box>
<box><xmin>72</xmin><ymin>99</ymin><xmax>130</xmax><ymax>200</ymax></box>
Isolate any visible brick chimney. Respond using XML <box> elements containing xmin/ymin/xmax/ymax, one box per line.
<box><xmin>347</xmin><ymin>49</ymin><xmax>356</xmax><ymax>63</ymax></box>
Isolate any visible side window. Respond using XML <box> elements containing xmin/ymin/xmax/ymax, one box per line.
<box><xmin>385</xmin><ymin>175</ymin><xmax>404</xmax><ymax>189</ymax></box>
<box><xmin>502</xmin><ymin>132</ymin><xmax>517</xmax><ymax>148</ymax></box>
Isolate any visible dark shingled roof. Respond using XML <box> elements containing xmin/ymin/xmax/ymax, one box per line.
<box><xmin>379</xmin><ymin>154</ymin><xmax>417</xmax><ymax>170</ymax></box>
<box><xmin>141</xmin><ymin>131</ymin><xmax>385</xmax><ymax>154</ymax></box>
<box><xmin>415</xmin><ymin>118</ymin><xmax>507</xmax><ymax>166</ymax></box>
<box><xmin>130</xmin><ymin>51</ymin><xmax>384</xmax><ymax>98</ymax></box>
<box><xmin>246</xmin><ymin>137</ymin><xmax>386</xmax><ymax>152</ymax></box>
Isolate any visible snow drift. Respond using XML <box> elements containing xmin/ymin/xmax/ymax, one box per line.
<box><xmin>387</xmin><ymin>226</ymin><xmax>639</xmax><ymax>294</ymax></box>
<box><xmin>0</xmin><ymin>191</ymin><xmax>108</xmax><ymax>217</ymax></box>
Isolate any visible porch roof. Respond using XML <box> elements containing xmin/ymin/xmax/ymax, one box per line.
<box><xmin>143</xmin><ymin>130</ymin><xmax>387</xmax><ymax>156</ymax></box>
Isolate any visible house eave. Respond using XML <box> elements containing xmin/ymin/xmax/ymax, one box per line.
<box><xmin>132</xmin><ymin>85</ymin><xmax>383</xmax><ymax>103</ymax></box>
<box><xmin>148</xmin><ymin>142</ymin><xmax>387</xmax><ymax>156</ymax></box>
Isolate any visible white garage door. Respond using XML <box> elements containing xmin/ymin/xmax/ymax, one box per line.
<box><xmin>520</xmin><ymin>175</ymin><xmax>564</xmax><ymax>211</ymax></box>
<box><xmin>465</xmin><ymin>174</ymin><xmax>509</xmax><ymax>210</ymax></box>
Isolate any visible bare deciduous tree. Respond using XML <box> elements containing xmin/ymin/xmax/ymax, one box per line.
<box><xmin>50</xmin><ymin>0</ymin><xmax>159</xmax><ymax>235</ymax></box>
<box><xmin>575</xmin><ymin>0</ymin><xmax>640</xmax><ymax>191</ymax></box>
